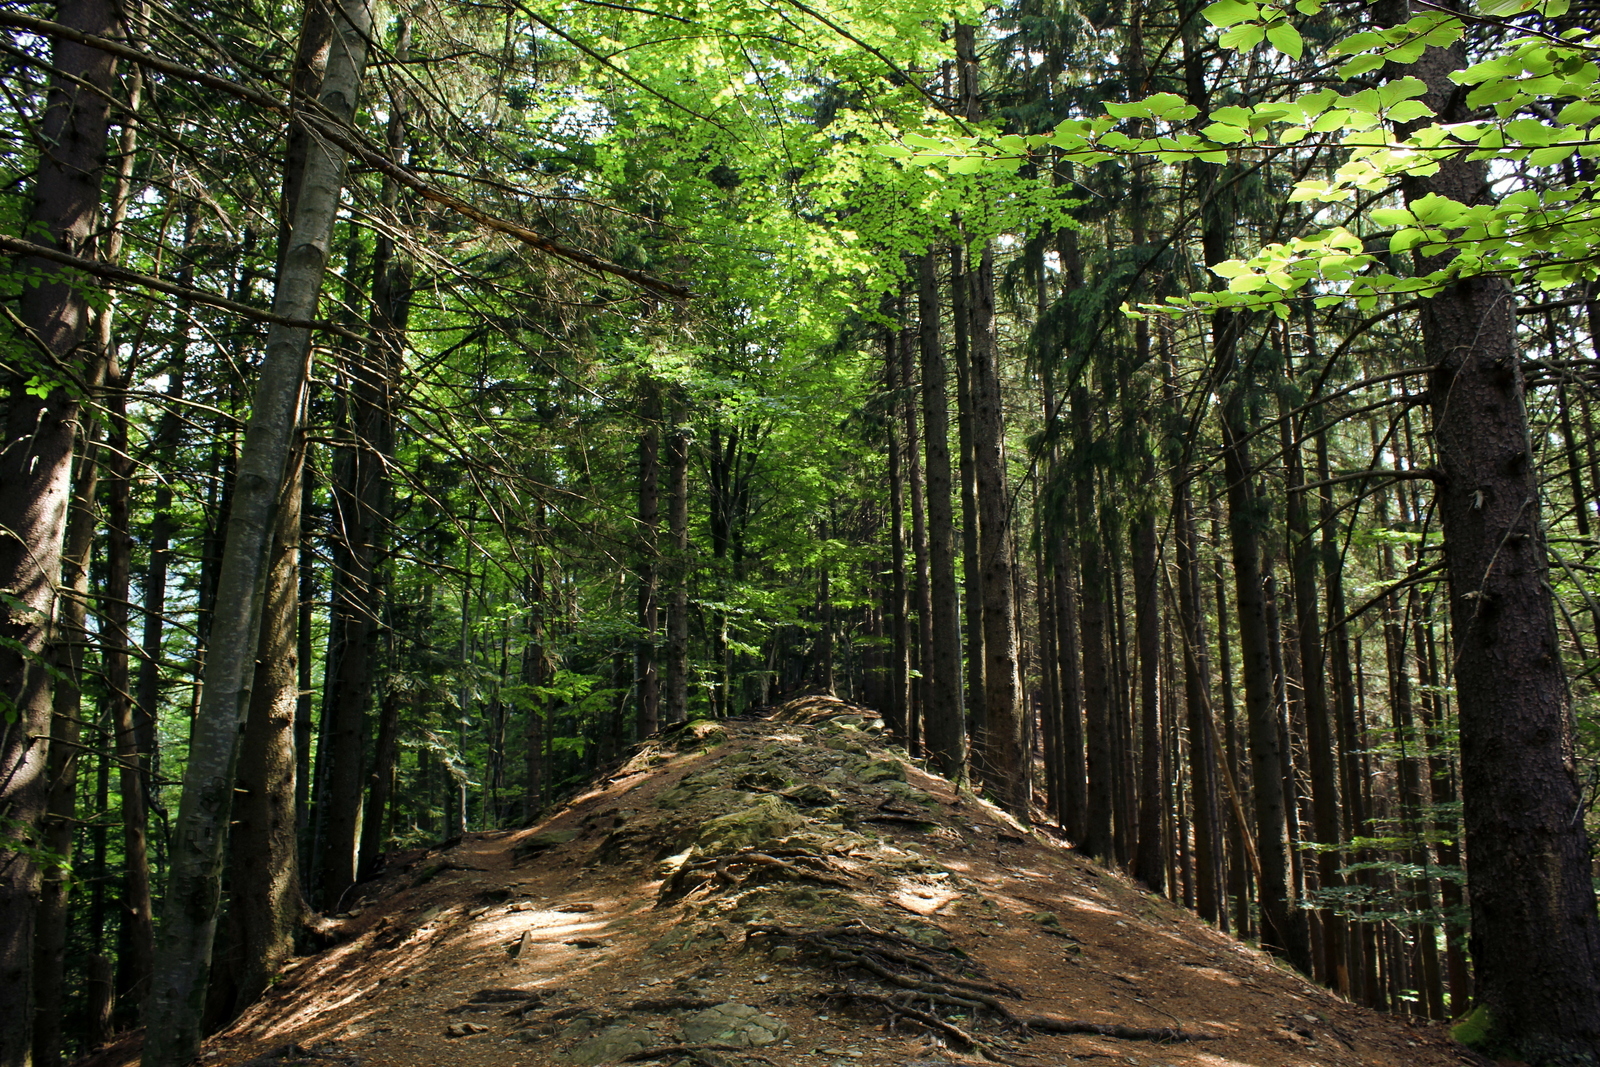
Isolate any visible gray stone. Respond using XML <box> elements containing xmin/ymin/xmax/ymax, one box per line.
<box><xmin>681</xmin><ymin>1003</ymin><xmax>790</xmax><ymax>1048</ymax></box>
<box><xmin>563</xmin><ymin>1026</ymin><xmax>655</xmax><ymax>1064</ymax></box>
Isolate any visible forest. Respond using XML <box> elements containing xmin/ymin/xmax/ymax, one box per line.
<box><xmin>3</xmin><ymin>0</ymin><xmax>1600</xmax><ymax>1062</ymax></box>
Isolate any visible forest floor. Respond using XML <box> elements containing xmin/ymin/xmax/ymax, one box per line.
<box><xmin>134</xmin><ymin>696</ymin><xmax>1480</xmax><ymax>1067</ymax></box>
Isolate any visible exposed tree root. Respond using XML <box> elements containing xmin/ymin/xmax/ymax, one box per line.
<box><xmin>662</xmin><ymin>848</ymin><xmax>855</xmax><ymax>904</ymax></box>
<box><xmin>750</xmin><ymin>920</ymin><xmax>1215</xmax><ymax>1051</ymax></box>
<box><xmin>839</xmin><ymin>991</ymin><xmax>1019</xmax><ymax>1065</ymax></box>
<box><xmin>1017</xmin><ymin>1016</ymin><xmax>1218</xmax><ymax>1041</ymax></box>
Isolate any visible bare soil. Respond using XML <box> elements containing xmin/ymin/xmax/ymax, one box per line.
<box><xmin>183</xmin><ymin>696</ymin><xmax>1477</xmax><ymax>1067</ymax></box>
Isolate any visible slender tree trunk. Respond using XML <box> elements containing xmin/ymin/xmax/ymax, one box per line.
<box><xmin>636</xmin><ymin>386</ymin><xmax>661</xmax><ymax>735</ymax></box>
<box><xmin>903</xmin><ymin>303</ymin><xmax>932</xmax><ymax>753</ymax></box>
<box><xmin>950</xmin><ymin>244</ymin><xmax>985</xmax><ymax>739</ymax></box>
<box><xmin>31</xmin><ymin>413</ymin><xmax>104</xmax><ymax>1067</ymax></box>
<box><xmin>106</xmin><ymin>369</ymin><xmax>155</xmax><ymax>1016</ymax></box>
<box><xmin>920</xmin><ymin>251</ymin><xmax>965</xmax><ymax>778</ymax></box>
<box><xmin>0</xmin><ymin>5</ymin><xmax>117</xmax><ymax>1061</ymax></box>
<box><xmin>523</xmin><ymin>563</ymin><xmax>547</xmax><ymax>818</ymax></box>
<box><xmin>1109</xmin><ymin>532</ymin><xmax>1137</xmax><ymax>868</ymax></box>
<box><xmin>1077</xmin><ymin>394</ymin><xmax>1114</xmax><ymax>858</ymax></box>
<box><xmin>664</xmin><ymin>404</ymin><xmax>690</xmax><ymax>723</ymax></box>
<box><xmin>142</xmin><ymin>1</ymin><xmax>371</xmax><ymax>1059</ymax></box>
<box><xmin>1133</xmin><ymin>512</ymin><xmax>1164</xmax><ymax>892</ymax></box>
<box><xmin>1220</xmin><ymin>394</ymin><xmax>1311</xmax><ymax>974</ymax></box>
<box><xmin>885</xmin><ymin>319</ymin><xmax>910</xmax><ymax>736</ymax></box>
<box><xmin>315</xmin><ymin>215</ymin><xmax>402</xmax><ymax>906</ymax></box>
<box><xmin>295</xmin><ymin>469</ymin><xmax>316</xmax><ymax>851</ymax></box>
<box><xmin>967</xmin><ymin>244</ymin><xmax>1027</xmax><ymax>814</ymax></box>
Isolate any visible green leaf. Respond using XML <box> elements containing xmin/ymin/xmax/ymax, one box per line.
<box><xmin>1386</xmin><ymin>99</ymin><xmax>1434</xmax><ymax>122</ymax></box>
<box><xmin>1528</xmin><ymin>143</ymin><xmax>1577</xmax><ymax>166</ymax></box>
<box><xmin>1339</xmin><ymin>54</ymin><xmax>1387</xmax><ymax>78</ymax></box>
<box><xmin>1370</xmin><ymin>206</ymin><xmax>1416</xmax><ymax>225</ymax></box>
<box><xmin>1476</xmin><ymin>0</ymin><xmax>1534</xmax><ymax>14</ymax></box>
<box><xmin>1267</xmin><ymin>22</ymin><xmax>1304</xmax><ymax>59</ymax></box>
<box><xmin>1144</xmin><ymin>92</ymin><xmax>1197</xmax><ymax>120</ymax></box>
<box><xmin>1390</xmin><ymin>229</ymin><xmax>1427</xmax><ymax>253</ymax></box>
<box><xmin>1203</xmin><ymin>0</ymin><xmax>1258</xmax><ymax>26</ymax></box>
<box><xmin>1220</xmin><ymin>23</ymin><xmax>1267</xmax><ymax>50</ymax></box>
<box><xmin>1557</xmin><ymin>100</ymin><xmax>1600</xmax><ymax>124</ymax></box>
<box><xmin>1379</xmin><ymin>76</ymin><xmax>1429</xmax><ymax>104</ymax></box>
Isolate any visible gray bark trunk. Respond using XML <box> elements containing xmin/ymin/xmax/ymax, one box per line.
<box><xmin>141</xmin><ymin>1</ymin><xmax>371</xmax><ymax>1060</ymax></box>
<box><xmin>224</xmin><ymin>453</ymin><xmax>308</xmax><ymax>1016</ymax></box>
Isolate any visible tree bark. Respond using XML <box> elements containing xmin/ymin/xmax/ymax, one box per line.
<box><xmin>106</xmin><ymin>368</ymin><xmax>155</xmax><ymax>1017</ymax></box>
<box><xmin>1373</xmin><ymin>3</ymin><xmax>1600</xmax><ymax>1053</ymax></box>
<box><xmin>1132</xmin><ymin>512</ymin><xmax>1165</xmax><ymax>892</ymax></box>
<box><xmin>1220</xmin><ymin>395</ymin><xmax>1311</xmax><ymax>974</ymax></box>
<box><xmin>31</xmin><ymin>407</ymin><xmax>105</xmax><ymax>1067</ymax></box>
<box><xmin>664</xmin><ymin>403</ymin><xmax>690</xmax><ymax>723</ymax></box>
<box><xmin>903</xmin><ymin>304</ymin><xmax>932</xmax><ymax>752</ymax></box>
<box><xmin>224</xmin><ymin>451</ymin><xmax>309</xmax><ymax>1017</ymax></box>
<box><xmin>0</xmin><ymin>4</ymin><xmax>117</xmax><ymax>1061</ymax></box>
<box><xmin>967</xmin><ymin>245</ymin><xmax>1027</xmax><ymax>815</ymax></box>
<box><xmin>950</xmin><ymin>243</ymin><xmax>985</xmax><ymax>742</ymax></box>
<box><xmin>1076</xmin><ymin>389</ymin><xmax>1114</xmax><ymax>859</ymax></box>
<box><xmin>884</xmin><ymin>318</ymin><xmax>910</xmax><ymax>737</ymax></box>
<box><xmin>141</xmin><ymin>0</ymin><xmax>371</xmax><ymax>1059</ymax></box>
<box><xmin>919</xmin><ymin>250</ymin><xmax>965</xmax><ymax>778</ymax></box>
<box><xmin>636</xmin><ymin>386</ymin><xmax>661</xmax><ymax>735</ymax></box>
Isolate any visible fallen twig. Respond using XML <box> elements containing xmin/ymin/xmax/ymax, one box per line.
<box><xmin>1019</xmin><ymin>1015</ymin><xmax>1219</xmax><ymax>1042</ymax></box>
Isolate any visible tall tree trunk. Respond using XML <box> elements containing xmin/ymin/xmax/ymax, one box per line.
<box><xmin>141</xmin><ymin>0</ymin><xmax>371</xmax><ymax>1059</ymax></box>
<box><xmin>903</xmin><ymin>303</ymin><xmax>932</xmax><ymax>753</ymax></box>
<box><xmin>315</xmin><ymin>218</ymin><xmax>401</xmax><ymax>906</ymax></box>
<box><xmin>106</xmin><ymin>368</ymin><xmax>155</xmax><ymax>1017</ymax></box>
<box><xmin>352</xmin><ymin>18</ymin><xmax>410</xmax><ymax>872</ymax></box>
<box><xmin>636</xmin><ymin>386</ymin><xmax>661</xmax><ymax>735</ymax></box>
<box><xmin>1164</xmin><ymin>326</ymin><xmax>1220</xmax><ymax>924</ymax></box>
<box><xmin>1290</xmin><ymin>344</ymin><xmax>1346</xmax><ymax>994</ymax></box>
<box><xmin>0</xmin><ymin>5</ymin><xmax>117</xmax><ymax>1061</ymax></box>
<box><xmin>1132</xmin><ymin>513</ymin><xmax>1165</xmax><ymax>892</ymax></box>
<box><xmin>1374</xmin><ymin>2</ymin><xmax>1600</xmax><ymax>1052</ymax></box>
<box><xmin>919</xmin><ymin>251</ymin><xmax>965</xmax><ymax>777</ymax></box>
<box><xmin>1220</xmin><ymin>395</ymin><xmax>1311</xmax><ymax>974</ymax></box>
<box><xmin>885</xmin><ymin>318</ymin><xmax>910</xmax><ymax>736</ymax></box>
<box><xmin>1077</xmin><ymin>393</ymin><xmax>1114</xmax><ymax>859</ymax></box>
<box><xmin>224</xmin><ymin>451</ymin><xmax>309</xmax><ymax>1018</ymax></box>
<box><xmin>523</xmin><ymin>562</ymin><xmax>547</xmax><ymax>818</ymax></box>
<box><xmin>664</xmin><ymin>403</ymin><xmax>690</xmax><ymax>723</ymax></box>
<box><xmin>31</xmin><ymin>410</ymin><xmax>105</xmax><ymax>1067</ymax></box>
<box><xmin>950</xmin><ymin>244</ymin><xmax>984</xmax><ymax>738</ymax></box>
<box><xmin>967</xmin><ymin>243</ymin><xmax>1027</xmax><ymax>814</ymax></box>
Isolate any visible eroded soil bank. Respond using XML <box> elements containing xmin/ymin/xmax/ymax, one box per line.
<box><xmin>165</xmin><ymin>696</ymin><xmax>1474</xmax><ymax>1067</ymax></box>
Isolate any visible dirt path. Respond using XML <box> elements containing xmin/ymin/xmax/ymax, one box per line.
<box><xmin>187</xmin><ymin>696</ymin><xmax>1474</xmax><ymax>1067</ymax></box>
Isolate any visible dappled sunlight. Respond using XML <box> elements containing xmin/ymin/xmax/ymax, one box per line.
<box><xmin>211</xmin><ymin>710</ymin><xmax>1465</xmax><ymax>1067</ymax></box>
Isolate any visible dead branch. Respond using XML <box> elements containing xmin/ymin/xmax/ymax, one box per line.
<box><xmin>1018</xmin><ymin>1015</ymin><xmax>1219</xmax><ymax>1042</ymax></box>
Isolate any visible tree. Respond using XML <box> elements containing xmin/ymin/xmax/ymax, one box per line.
<box><xmin>0</xmin><ymin>3</ymin><xmax>118</xmax><ymax>1063</ymax></box>
<box><xmin>142</xmin><ymin>0</ymin><xmax>372</xmax><ymax>1058</ymax></box>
